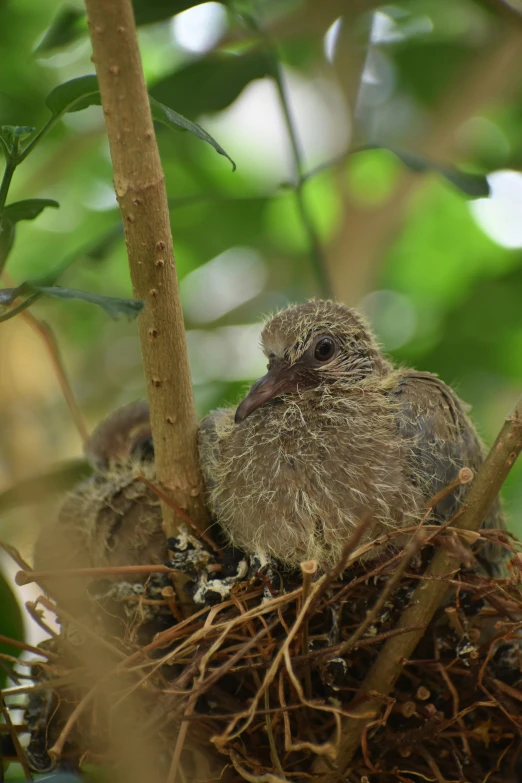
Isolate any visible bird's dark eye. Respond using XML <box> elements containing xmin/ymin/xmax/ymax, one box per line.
<box><xmin>314</xmin><ymin>336</ymin><xmax>336</xmax><ymax>362</ymax></box>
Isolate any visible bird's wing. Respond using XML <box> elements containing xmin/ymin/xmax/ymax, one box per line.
<box><xmin>391</xmin><ymin>370</ymin><xmax>505</xmax><ymax>574</ymax></box>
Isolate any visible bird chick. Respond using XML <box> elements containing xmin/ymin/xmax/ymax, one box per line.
<box><xmin>199</xmin><ymin>300</ymin><xmax>504</xmax><ymax>573</ymax></box>
<box><xmin>33</xmin><ymin>402</ymin><xmax>166</xmax><ymax>606</ymax></box>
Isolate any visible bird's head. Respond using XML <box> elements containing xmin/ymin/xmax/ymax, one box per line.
<box><xmin>235</xmin><ymin>300</ymin><xmax>390</xmax><ymax>423</ymax></box>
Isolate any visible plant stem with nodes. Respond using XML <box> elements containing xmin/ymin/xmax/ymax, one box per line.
<box><xmin>84</xmin><ymin>0</ymin><xmax>210</xmax><ymax>545</ymax></box>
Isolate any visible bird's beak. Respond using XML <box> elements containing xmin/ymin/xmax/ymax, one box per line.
<box><xmin>235</xmin><ymin>364</ymin><xmax>298</xmax><ymax>423</ymax></box>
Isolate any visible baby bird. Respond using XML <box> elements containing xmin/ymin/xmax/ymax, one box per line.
<box><xmin>198</xmin><ymin>300</ymin><xmax>504</xmax><ymax>573</ymax></box>
<box><xmin>33</xmin><ymin>402</ymin><xmax>166</xmax><ymax>609</ymax></box>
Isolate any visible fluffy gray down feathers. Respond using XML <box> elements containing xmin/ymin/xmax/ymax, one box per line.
<box><xmin>198</xmin><ymin>300</ymin><xmax>504</xmax><ymax>573</ymax></box>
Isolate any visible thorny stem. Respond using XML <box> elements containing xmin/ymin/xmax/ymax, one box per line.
<box><xmin>84</xmin><ymin>0</ymin><xmax>209</xmax><ymax>542</ymax></box>
<box><xmin>316</xmin><ymin>394</ymin><xmax>522</xmax><ymax>780</ymax></box>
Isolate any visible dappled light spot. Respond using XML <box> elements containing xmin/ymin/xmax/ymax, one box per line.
<box><xmin>359</xmin><ymin>289</ymin><xmax>417</xmax><ymax>351</ymax></box>
<box><xmin>82</xmin><ymin>180</ymin><xmax>118</xmax><ymax>211</ymax></box>
<box><xmin>324</xmin><ymin>17</ymin><xmax>342</xmax><ymax>63</ymax></box>
<box><xmin>187</xmin><ymin>324</ymin><xmax>265</xmax><ymax>384</ymax></box>
<box><xmin>181</xmin><ymin>247</ymin><xmax>267</xmax><ymax>324</ymax></box>
<box><xmin>203</xmin><ymin>72</ymin><xmax>350</xmax><ymax>186</ymax></box>
<box><xmin>470</xmin><ymin>170</ymin><xmax>522</xmax><ymax>249</ymax></box>
<box><xmin>170</xmin><ymin>2</ymin><xmax>227</xmax><ymax>55</ymax></box>
<box><xmin>371</xmin><ymin>9</ymin><xmax>433</xmax><ymax>45</ymax></box>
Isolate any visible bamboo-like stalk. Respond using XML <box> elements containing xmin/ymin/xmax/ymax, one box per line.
<box><xmin>83</xmin><ymin>0</ymin><xmax>209</xmax><ymax>539</ymax></box>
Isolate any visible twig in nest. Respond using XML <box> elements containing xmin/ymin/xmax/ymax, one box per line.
<box><xmin>191</xmin><ymin>618</ymin><xmax>280</xmax><ymax>699</ymax></box>
<box><xmin>161</xmin><ymin>585</ymin><xmax>185</xmax><ymax>622</ymax></box>
<box><xmin>47</xmin><ymin>680</ymin><xmax>98</xmax><ymax>761</ymax></box>
<box><xmin>427</xmin><ymin>467</ymin><xmax>474</xmax><ymax>509</ymax></box>
<box><xmin>336</xmin><ymin>529</ymin><xmax>426</xmax><ymax>657</ymax></box>
<box><xmin>0</xmin><ymin>540</ymin><xmax>33</xmax><ymax>571</ymax></box>
<box><xmin>300</xmin><ymin>560</ymin><xmax>317</xmax><ymax>699</ymax></box>
<box><xmin>136</xmin><ymin>472</ymin><xmax>223</xmax><ymax>555</ymax></box>
<box><xmin>167</xmin><ymin>691</ymin><xmax>197</xmax><ymax>783</ymax></box>
<box><xmin>25</xmin><ymin>600</ymin><xmax>59</xmax><ymax>638</ymax></box>
<box><xmin>229</xmin><ymin>748</ymin><xmax>288</xmax><ymax>783</ymax></box>
<box><xmin>310</xmin><ymin>516</ymin><xmax>371</xmax><ymax>611</ymax></box>
<box><xmin>0</xmin><ymin>634</ymin><xmax>55</xmax><ymax>659</ymax></box>
<box><xmin>38</xmin><ymin>595</ymin><xmax>126</xmax><ymax>661</ymax></box>
<box><xmin>0</xmin><ymin>695</ymin><xmax>33</xmax><ymax>780</ymax></box>
<box><xmin>16</xmin><ymin>563</ymin><xmax>176</xmax><ymax>585</ymax></box>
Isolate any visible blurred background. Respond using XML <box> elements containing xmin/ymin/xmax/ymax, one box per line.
<box><xmin>0</xmin><ymin>0</ymin><xmax>522</xmax><ymax>657</ymax></box>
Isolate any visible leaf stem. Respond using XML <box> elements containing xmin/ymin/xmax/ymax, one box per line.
<box><xmin>21</xmin><ymin>313</ymin><xmax>90</xmax><ymax>443</ymax></box>
<box><xmin>271</xmin><ymin>58</ymin><xmax>331</xmax><ymax>297</ymax></box>
<box><xmin>0</xmin><ymin>293</ymin><xmax>41</xmax><ymax>323</ymax></box>
<box><xmin>18</xmin><ymin>117</ymin><xmax>59</xmax><ymax>163</ymax></box>
<box><xmin>0</xmin><ymin>160</ymin><xmax>16</xmax><ymax>219</ymax></box>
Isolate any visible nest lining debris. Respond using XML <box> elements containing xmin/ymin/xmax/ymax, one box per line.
<box><xmin>3</xmin><ymin>522</ymin><xmax>522</xmax><ymax>783</ymax></box>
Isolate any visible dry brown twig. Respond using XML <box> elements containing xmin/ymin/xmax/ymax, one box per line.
<box><xmin>0</xmin><ymin>695</ymin><xmax>33</xmax><ymax>780</ymax></box>
<box><xmin>20</xmin><ymin>312</ymin><xmax>90</xmax><ymax>444</ymax></box>
<box><xmin>0</xmin><ymin>271</ymin><xmax>89</xmax><ymax>443</ymax></box>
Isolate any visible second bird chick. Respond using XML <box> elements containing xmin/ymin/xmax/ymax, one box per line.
<box><xmin>33</xmin><ymin>402</ymin><xmax>166</xmax><ymax>610</ymax></box>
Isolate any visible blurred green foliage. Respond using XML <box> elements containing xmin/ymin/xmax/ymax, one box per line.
<box><xmin>0</xmin><ymin>1</ymin><xmax>522</xmax><ymax>727</ymax></box>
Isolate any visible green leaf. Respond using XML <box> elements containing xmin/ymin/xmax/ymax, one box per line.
<box><xmin>354</xmin><ymin>145</ymin><xmax>490</xmax><ymax>199</ymax></box>
<box><xmin>134</xmin><ymin>0</ymin><xmax>224</xmax><ymax>25</ymax></box>
<box><xmin>3</xmin><ymin>199</ymin><xmax>59</xmax><ymax>223</ymax></box>
<box><xmin>0</xmin><ymin>203</ymin><xmax>57</xmax><ymax>268</ymax></box>
<box><xmin>0</xmin><ymin>570</ymin><xmax>25</xmax><ymax>688</ymax></box>
<box><xmin>150</xmin><ymin>50</ymin><xmax>273</xmax><ymax>120</ymax></box>
<box><xmin>150</xmin><ymin>96</ymin><xmax>235</xmax><ymax>170</ymax></box>
<box><xmin>34</xmin><ymin>1</ymin><xmax>224</xmax><ymax>53</ymax></box>
<box><xmin>45</xmin><ymin>75</ymin><xmax>101</xmax><ymax>116</ymax></box>
<box><xmin>0</xmin><ymin>284</ymin><xmax>143</xmax><ymax>321</ymax></box>
<box><xmin>35</xmin><ymin>7</ymin><xmax>87</xmax><ymax>53</ymax></box>
<box><xmin>33</xmin><ymin>286</ymin><xmax>145</xmax><ymax>319</ymax></box>
<box><xmin>393</xmin><ymin>41</ymin><xmax>475</xmax><ymax>108</ymax></box>
<box><xmin>0</xmin><ymin>460</ymin><xmax>92</xmax><ymax>513</ymax></box>
<box><xmin>45</xmin><ymin>77</ymin><xmax>234</xmax><ymax>167</ymax></box>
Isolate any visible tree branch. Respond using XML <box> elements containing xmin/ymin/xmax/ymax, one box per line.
<box><xmin>83</xmin><ymin>0</ymin><xmax>209</xmax><ymax>536</ymax></box>
<box><xmin>316</xmin><ymin>394</ymin><xmax>522</xmax><ymax>780</ymax></box>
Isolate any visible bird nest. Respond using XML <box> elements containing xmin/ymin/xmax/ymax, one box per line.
<box><xmin>2</xmin><ymin>518</ymin><xmax>522</xmax><ymax>783</ymax></box>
